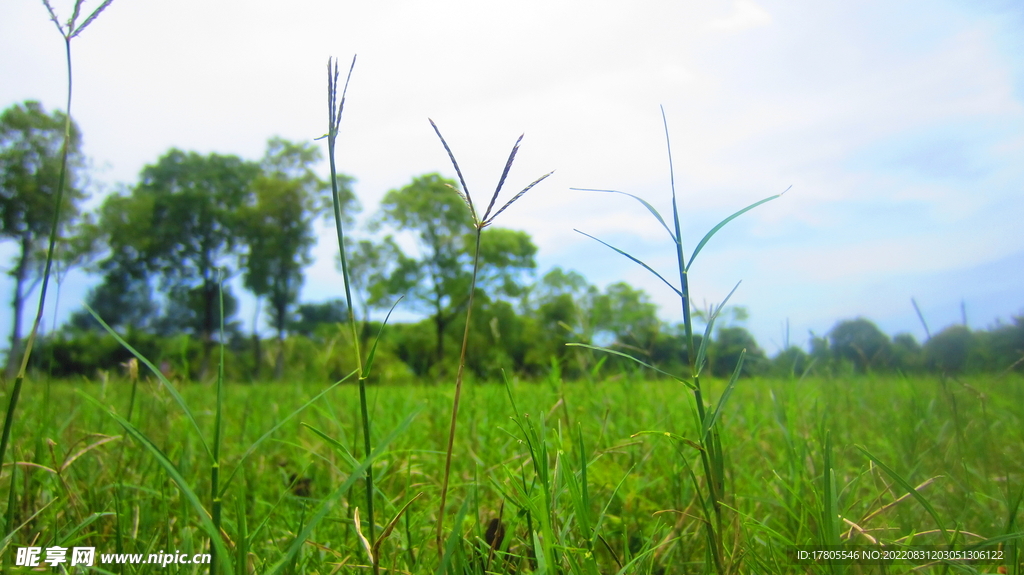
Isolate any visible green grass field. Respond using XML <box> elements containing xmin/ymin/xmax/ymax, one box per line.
<box><xmin>2</xmin><ymin>371</ymin><xmax>1021</xmax><ymax>574</ymax></box>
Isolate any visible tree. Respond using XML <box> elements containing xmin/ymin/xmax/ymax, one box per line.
<box><xmin>924</xmin><ymin>325</ymin><xmax>975</xmax><ymax>374</ymax></box>
<box><xmin>239</xmin><ymin>138</ymin><xmax>345</xmax><ymax>378</ymax></box>
<box><xmin>528</xmin><ymin>267</ymin><xmax>597</xmax><ymax>371</ymax></box>
<box><xmin>829</xmin><ymin>318</ymin><xmax>891</xmax><ymax>373</ymax></box>
<box><xmin>67</xmin><ymin>273</ymin><xmax>157</xmax><ymax>332</ymax></box>
<box><xmin>591</xmin><ymin>282</ymin><xmax>661</xmax><ymax>355</ymax></box>
<box><xmin>709</xmin><ymin>326</ymin><xmax>765</xmax><ymax>378</ymax></box>
<box><xmin>342</xmin><ymin>236</ymin><xmax>415</xmax><ymax>322</ymax></box>
<box><xmin>94</xmin><ymin>148</ymin><xmax>260</xmax><ymax>378</ymax></box>
<box><xmin>890</xmin><ymin>333</ymin><xmax>924</xmax><ymax>373</ymax></box>
<box><xmin>0</xmin><ymin>101</ymin><xmax>88</xmax><ymax>375</ymax></box>
<box><xmin>288</xmin><ymin>299</ymin><xmax>348</xmax><ymax>338</ymax></box>
<box><xmin>771</xmin><ymin>346</ymin><xmax>811</xmax><ymax>378</ymax></box>
<box><xmin>376</xmin><ymin>173</ymin><xmax>537</xmax><ymax>366</ymax></box>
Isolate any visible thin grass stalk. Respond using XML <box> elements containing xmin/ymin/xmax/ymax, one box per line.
<box><xmin>570</xmin><ymin>107</ymin><xmax>783</xmax><ymax>572</ymax></box>
<box><xmin>209</xmin><ymin>273</ymin><xmax>226</xmax><ymax>575</ymax></box>
<box><xmin>325</xmin><ymin>55</ymin><xmax>378</xmax><ymax>572</ymax></box>
<box><xmin>435</xmin><ymin>229</ymin><xmax>482</xmax><ymax>554</ymax></box>
<box><xmin>661</xmin><ymin>107</ymin><xmax>726</xmax><ymax>570</ymax></box>
<box><xmin>428</xmin><ymin>121</ymin><xmax>551</xmax><ymax>560</ymax></box>
<box><xmin>1</xmin><ymin>17</ymin><xmax>75</xmax><ymax>539</ymax></box>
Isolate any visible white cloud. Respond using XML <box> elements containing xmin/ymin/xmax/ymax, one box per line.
<box><xmin>1</xmin><ymin>0</ymin><xmax>1022</xmax><ymax>352</ymax></box>
<box><xmin>707</xmin><ymin>0</ymin><xmax>773</xmax><ymax>32</ymax></box>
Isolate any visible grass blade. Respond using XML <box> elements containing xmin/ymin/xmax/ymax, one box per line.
<box><xmin>571</xmin><ymin>188</ymin><xmax>677</xmax><ymax>243</ymax></box>
<box><xmin>85</xmin><ymin>304</ymin><xmax>211</xmax><ymax>458</ymax></box>
<box><xmin>700</xmin><ymin>348</ymin><xmax>745</xmax><ymax>443</ymax></box>
<box><xmin>566</xmin><ymin>343</ymin><xmax>694</xmax><ymax>388</ymax></box>
<box><xmin>362</xmin><ymin>297</ymin><xmax>402</xmax><ymax>379</ymax></box>
<box><xmin>77</xmin><ymin>390</ymin><xmax>235</xmax><ymax>574</ymax></box>
<box><xmin>686</xmin><ymin>188</ymin><xmax>789</xmax><ymax>272</ymax></box>
<box><xmin>217</xmin><ymin>370</ymin><xmax>356</xmax><ymax>497</ymax></box>
<box><xmin>632</xmin><ymin>430</ymin><xmax>703</xmax><ymax>452</ymax></box>
<box><xmin>693</xmin><ymin>281</ymin><xmax>742</xmax><ymax>377</ymax></box>
<box><xmin>267</xmin><ymin>410</ymin><xmax>417</xmax><ymax>575</ymax></box>
<box><xmin>856</xmin><ymin>446</ymin><xmax>950</xmax><ymax>542</ymax></box>
<box><xmin>435</xmin><ymin>498</ymin><xmax>471</xmax><ymax>575</ymax></box>
<box><xmin>573</xmin><ymin>229</ymin><xmax>682</xmax><ymax>296</ymax></box>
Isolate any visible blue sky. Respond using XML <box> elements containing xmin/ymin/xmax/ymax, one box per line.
<box><xmin>1</xmin><ymin>0</ymin><xmax>1022</xmax><ymax>354</ymax></box>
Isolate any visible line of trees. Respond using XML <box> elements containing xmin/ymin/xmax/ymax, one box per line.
<box><xmin>3</xmin><ymin>100</ymin><xmax>1023</xmax><ymax>383</ymax></box>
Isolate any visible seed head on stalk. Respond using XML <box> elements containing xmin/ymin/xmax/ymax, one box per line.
<box><xmin>429</xmin><ymin>118</ymin><xmax>552</xmax><ymax>556</ymax></box>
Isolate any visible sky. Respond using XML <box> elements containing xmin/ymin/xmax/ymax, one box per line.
<box><xmin>2</xmin><ymin>0</ymin><xmax>1023</xmax><ymax>355</ymax></box>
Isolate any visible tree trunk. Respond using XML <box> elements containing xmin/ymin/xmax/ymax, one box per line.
<box><xmin>435</xmin><ymin>313</ymin><xmax>446</xmax><ymax>369</ymax></box>
<box><xmin>251</xmin><ymin>296</ymin><xmax>262</xmax><ymax>380</ymax></box>
<box><xmin>5</xmin><ymin>235</ymin><xmax>30</xmax><ymax>379</ymax></box>
<box><xmin>252</xmin><ymin>334</ymin><xmax>262</xmax><ymax>380</ymax></box>
<box><xmin>274</xmin><ymin>299</ymin><xmax>286</xmax><ymax>380</ymax></box>
<box><xmin>199</xmin><ymin>278</ymin><xmax>215</xmax><ymax>381</ymax></box>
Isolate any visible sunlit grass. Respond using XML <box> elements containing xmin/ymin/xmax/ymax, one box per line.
<box><xmin>1</xmin><ymin>373</ymin><xmax>1020</xmax><ymax>573</ymax></box>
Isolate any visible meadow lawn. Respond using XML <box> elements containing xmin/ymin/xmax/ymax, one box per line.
<box><xmin>2</xmin><ymin>371</ymin><xmax>1021</xmax><ymax>574</ymax></box>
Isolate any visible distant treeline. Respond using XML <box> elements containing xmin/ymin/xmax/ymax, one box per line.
<box><xmin>30</xmin><ymin>300</ymin><xmax>1024</xmax><ymax>382</ymax></box>
<box><xmin>4</xmin><ymin>100</ymin><xmax>1022</xmax><ymax>383</ymax></box>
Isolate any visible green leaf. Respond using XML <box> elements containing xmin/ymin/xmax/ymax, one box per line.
<box><xmin>566</xmin><ymin>343</ymin><xmax>695</xmax><ymax>389</ymax></box>
<box><xmin>633</xmin><ymin>430</ymin><xmax>703</xmax><ymax>452</ymax></box>
<box><xmin>693</xmin><ymin>281</ymin><xmax>741</xmax><ymax>378</ymax></box>
<box><xmin>362</xmin><ymin>296</ymin><xmax>402</xmax><ymax>379</ymax></box>
<box><xmin>572</xmin><ymin>188</ymin><xmax>677</xmax><ymax>243</ymax></box>
<box><xmin>573</xmin><ymin>229</ymin><xmax>682</xmax><ymax>296</ymax></box>
<box><xmin>435</xmin><ymin>497</ymin><xmax>471</xmax><ymax>575</ymax></box>
<box><xmin>218</xmin><ymin>370</ymin><xmax>356</xmax><ymax>497</ymax></box>
<box><xmin>856</xmin><ymin>446</ymin><xmax>950</xmax><ymax>543</ymax></box>
<box><xmin>687</xmin><ymin>188</ymin><xmax>788</xmax><ymax>271</ymax></box>
<box><xmin>701</xmin><ymin>348</ymin><xmax>744</xmax><ymax>443</ymax></box>
<box><xmin>267</xmin><ymin>410</ymin><xmax>417</xmax><ymax>575</ymax></box>
<box><xmin>301</xmin><ymin>423</ymin><xmax>358</xmax><ymax>468</ymax></box>
<box><xmin>84</xmin><ymin>304</ymin><xmax>212</xmax><ymax>459</ymax></box>
<box><xmin>77</xmin><ymin>391</ymin><xmax>235</xmax><ymax>575</ymax></box>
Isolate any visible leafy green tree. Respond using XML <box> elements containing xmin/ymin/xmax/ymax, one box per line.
<box><xmin>93</xmin><ymin>148</ymin><xmax>260</xmax><ymax>377</ymax></box>
<box><xmin>376</xmin><ymin>173</ymin><xmax>537</xmax><ymax>366</ymax></box>
<box><xmin>239</xmin><ymin>138</ymin><xmax>347</xmax><ymax>378</ymax></box>
<box><xmin>771</xmin><ymin>346</ymin><xmax>811</xmax><ymax>378</ymax></box>
<box><xmin>591</xmin><ymin>281</ymin><xmax>660</xmax><ymax>355</ymax></box>
<box><xmin>342</xmin><ymin>236</ymin><xmax>416</xmax><ymax>321</ymax></box>
<box><xmin>527</xmin><ymin>267</ymin><xmax>599</xmax><ymax>374</ymax></box>
<box><xmin>0</xmin><ymin>101</ymin><xmax>89</xmax><ymax>375</ymax></box>
<box><xmin>67</xmin><ymin>273</ymin><xmax>157</xmax><ymax>332</ymax></box>
<box><xmin>288</xmin><ymin>299</ymin><xmax>348</xmax><ymax>338</ymax></box>
<box><xmin>924</xmin><ymin>325</ymin><xmax>975</xmax><ymax>374</ymax></box>
<box><xmin>829</xmin><ymin>318</ymin><xmax>891</xmax><ymax>373</ymax></box>
<box><xmin>709</xmin><ymin>326</ymin><xmax>766</xmax><ymax>378</ymax></box>
<box><xmin>890</xmin><ymin>332</ymin><xmax>924</xmax><ymax>373</ymax></box>
<box><xmin>987</xmin><ymin>315</ymin><xmax>1024</xmax><ymax>371</ymax></box>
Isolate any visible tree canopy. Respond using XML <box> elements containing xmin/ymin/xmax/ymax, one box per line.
<box><xmin>0</xmin><ymin>100</ymin><xmax>89</xmax><ymax>375</ymax></box>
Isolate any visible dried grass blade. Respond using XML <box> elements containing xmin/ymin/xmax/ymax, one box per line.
<box><xmin>354</xmin><ymin>508</ymin><xmax>374</xmax><ymax>564</ymax></box>
<box><xmin>372</xmin><ymin>492</ymin><xmax>424</xmax><ymax>559</ymax></box>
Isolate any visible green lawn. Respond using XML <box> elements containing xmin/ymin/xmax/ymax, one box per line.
<box><xmin>2</xmin><ymin>372</ymin><xmax>1021</xmax><ymax>574</ymax></box>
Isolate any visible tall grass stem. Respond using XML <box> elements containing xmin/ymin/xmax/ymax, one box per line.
<box><xmin>325</xmin><ymin>55</ymin><xmax>378</xmax><ymax>573</ymax></box>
